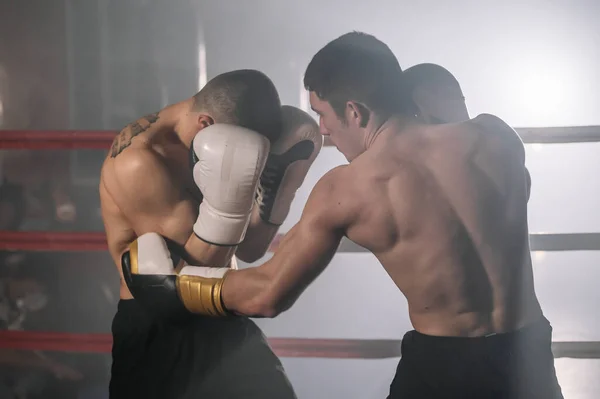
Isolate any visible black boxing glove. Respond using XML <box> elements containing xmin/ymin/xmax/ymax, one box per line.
<box><xmin>255</xmin><ymin>106</ymin><xmax>323</xmax><ymax>225</ymax></box>
<box><xmin>121</xmin><ymin>233</ymin><xmax>231</xmax><ymax>318</ymax></box>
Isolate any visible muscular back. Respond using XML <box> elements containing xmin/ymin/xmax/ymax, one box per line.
<box><xmin>345</xmin><ymin>115</ymin><xmax>540</xmax><ymax>336</ymax></box>
<box><xmin>100</xmin><ymin>111</ymin><xmax>200</xmax><ymax>299</ymax></box>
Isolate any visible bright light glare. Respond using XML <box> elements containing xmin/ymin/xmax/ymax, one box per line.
<box><xmin>299</xmin><ymin>73</ymin><xmax>310</xmax><ymax>113</ymax></box>
<box><xmin>533</xmin><ymin>251</ymin><xmax>546</xmax><ymax>262</ymax></box>
<box><xmin>198</xmin><ymin>42</ymin><xmax>207</xmax><ymax>91</ymax></box>
<box><xmin>518</xmin><ymin>71</ymin><xmax>566</xmax><ymax>124</ymax></box>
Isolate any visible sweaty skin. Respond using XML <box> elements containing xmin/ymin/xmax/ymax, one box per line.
<box><xmin>100</xmin><ymin>101</ymin><xmax>278</xmax><ymax>300</ymax></box>
<box><xmin>222</xmin><ymin>114</ymin><xmax>541</xmax><ymax>337</ymax></box>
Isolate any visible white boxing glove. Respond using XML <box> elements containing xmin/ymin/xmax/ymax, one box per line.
<box><xmin>256</xmin><ymin>106</ymin><xmax>323</xmax><ymax>225</ymax></box>
<box><xmin>191</xmin><ymin>124</ymin><xmax>270</xmax><ymax>245</ymax></box>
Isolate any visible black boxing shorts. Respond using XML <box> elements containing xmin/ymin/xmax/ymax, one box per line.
<box><xmin>388</xmin><ymin>317</ymin><xmax>564</xmax><ymax>399</ymax></box>
<box><xmin>109</xmin><ymin>299</ymin><xmax>296</xmax><ymax>399</ymax></box>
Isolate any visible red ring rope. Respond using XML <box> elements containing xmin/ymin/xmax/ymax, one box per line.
<box><xmin>0</xmin><ymin>130</ymin><xmax>117</xmax><ymax>149</ymax></box>
<box><xmin>1</xmin><ymin>128</ymin><xmax>600</xmax><ymax>360</ymax></box>
<box><xmin>1</xmin><ymin>127</ymin><xmax>600</xmax><ymax>149</ymax></box>
<box><xmin>1</xmin><ymin>330</ymin><xmax>598</xmax><ymax>359</ymax></box>
<box><xmin>0</xmin><ymin>330</ymin><xmax>401</xmax><ymax>359</ymax></box>
<box><xmin>0</xmin><ymin>231</ymin><xmax>285</xmax><ymax>252</ymax></box>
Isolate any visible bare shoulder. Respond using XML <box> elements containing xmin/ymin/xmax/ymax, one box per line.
<box><xmin>303</xmin><ymin>165</ymin><xmax>359</xmax><ymax>229</ymax></box>
<box><xmin>312</xmin><ymin>165</ymin><xmax>355</xmax><ymax>200</ymax></box>
<box><xmin>108</xmin><ymin>111</ymin><xmax>161</xmax><ymax>158</ymax></box>
<box><xmin>470</xmin><ymin>113</ymin><xmax>518</xmax><ymax>136</ymax></box>
<box><xmin>468</xmin><ymin>114</ymin><xmax>525</xmax><ymax>159</ymax></box>
<box><xmin>100</xmin><ymin>145</ymin><xmax>173</xmax><ymax>212</ymax></box>
<box><xmin>102</xmin><ymin>146</ymin><xmax>161</xmax><ymax>189</ymax></box>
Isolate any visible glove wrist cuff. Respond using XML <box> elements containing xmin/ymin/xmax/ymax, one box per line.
<box><xmin>176</xmin><ymin>267</ymin><xmax>230</xmax><ymax>317</ymax></box>
<box><xmin>194</xmin><ymin>203</ymin><xmax>251</xmax><ymax>246</ymax></box>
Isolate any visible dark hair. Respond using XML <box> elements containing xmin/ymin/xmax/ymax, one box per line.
<box><xmin>403</xmin><ymin>63</ymin><xmax>462</xmax><ymax>94</ymax></box>
<box><xmin>193</xmin><ymin>69</ymin><xmax>282</xmax><ymax>142</ymax></box>
<box><xmin>304</xmin><ymin>31</ymin><xmax>410</xmax><ymax>118</ymax></box>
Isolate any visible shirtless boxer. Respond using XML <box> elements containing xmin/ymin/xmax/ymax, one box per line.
<box><xmin>128</xmin><ymin>33</ymin><xmax>564</xmax><ymax>398</ymax></box>
<box><xmin>403</xmin><ymin>63</ymin><xmax>470</xmax><ymax>124</ymax></box>
<box><xmin>100</xmin><ymin>69</ymin><xmax>321</xmax><ymax>398</ymax></box>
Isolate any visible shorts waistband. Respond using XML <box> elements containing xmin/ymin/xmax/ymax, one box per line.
<box><xmin>410</xmin><ymin>316</ymin><xmax>552</xmax><ymax>346</ymax></box>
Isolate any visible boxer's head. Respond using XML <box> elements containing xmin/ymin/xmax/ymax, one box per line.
<box><xmin>183</xmin><ymin>69</ymin><xmax>282</xmax><ymax>145</ymax></box>
<box><xmin>304</xmin><ymin>32</ymin><xmax>411</xmax><ymax>161</ymax></box>
<box><xmin>403</xmin><ymin>63</ymin><xmax>469</xmax><ymax>124</ymax></box>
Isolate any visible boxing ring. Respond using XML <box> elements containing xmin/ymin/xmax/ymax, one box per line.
<box><xmin>1</xmin><ymin>126</ymin><xmax>600</xmax><ymax>361</ymax></box>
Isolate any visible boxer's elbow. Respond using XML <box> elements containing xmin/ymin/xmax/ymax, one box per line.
<box><xmin>247</xmin><ymin>295</ymin><xmax>288</xmax><ymax>318</ymax></box>
<box><xmin>252</xmin><ymin>286</ymin><xmax>295</xmax><ymax>318</ymax></box>
<box><xmin>246</xmin><ymin>300</ymin><xmax>280</xmax><ymax>318</ymax></box>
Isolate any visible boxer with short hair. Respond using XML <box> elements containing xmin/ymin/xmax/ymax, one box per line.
<box><xmin>146</xmin><ymin>34</ymin><xmax>563</xmax><ymax>398</ymax></box>
<box><xmin>403</xmin><ymin>62</ymin><xmax>470</xmax><ymax>124</ymax></box>
<box><xmin>100</xmin><ymin>69</ymin><xmax>322</xmax><ymax>398</ymax></box>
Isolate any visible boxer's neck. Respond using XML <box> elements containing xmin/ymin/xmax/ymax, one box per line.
<box><xmin>169</xmin><ymin>99</ymin><xmax>200</xmax><ymax>149</ymax></box>
<box><xmin>363</xmin><ymin>114</ymin><xmax>415</xmax><ymax>151</ymax></box>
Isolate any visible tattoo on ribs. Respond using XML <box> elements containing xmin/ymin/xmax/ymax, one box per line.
<box><xmin>110</xmin><ymin>112</ymin><xmax>160</xmax><ymax>157</ymax></box>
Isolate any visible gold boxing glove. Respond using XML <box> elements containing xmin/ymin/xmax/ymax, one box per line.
<box><xmin>121</xmin><ymin>232</ymin><xmax>231</xmax><ymax>318</ymax></box>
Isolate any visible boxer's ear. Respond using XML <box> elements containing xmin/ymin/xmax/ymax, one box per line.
<box><xmin>197</xmin><ymin>114</ymin><xmax>215</xmax><ymax>130</ymax></box>
<box><xmin>346</xmin><ymin>101</ymin><xmax>370</xmax><ymax>128</ymax></box>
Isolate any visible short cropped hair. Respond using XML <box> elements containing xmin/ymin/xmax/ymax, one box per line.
<box><xmin>403</xmin><ymin>63</ymin><xmax>462</xmax><ymax>94</ymax></box>
<box><xmin>304</xmin><ymin>31</ymin><xmax>410</xmax><ymax>118</ymax></box>
<box><xmin>193</xmin><ymin>69</ymin><xmax>282</xmax><ymax>142</ymax></box>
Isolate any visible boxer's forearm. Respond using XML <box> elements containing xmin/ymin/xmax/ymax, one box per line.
<box><xmin>221</xmin><ymin>267</ymin><xmax>282</xmax><ymax>317</ymax></box>
<box><xmin>222</xmin><ymin>221</ymin><xmax>342</xmax><ymax>318</ymax></box>
<box><xmin>236</xmin><ymin>209</ymin><xmax>279</xmax><ymax>263</ymax></box>
<box><xmin>183</xmin><ymin>234</ymin><xmax>237</xmax><ymax>268</ymax></box>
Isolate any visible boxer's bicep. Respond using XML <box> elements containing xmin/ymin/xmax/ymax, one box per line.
<box><xmin>263</xmin><ymin>210</ymin><xmax>345</xmax><ymax>313</ymax></box>
<box><xmin>223</xmin><ymin>167</ymin><xmax>351</xmax><ymax>317</ymax></box>
<box><xmin>265</xmin><ymin>167</ymin><xmax>352</xmax><ymax>304</ymax></box>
